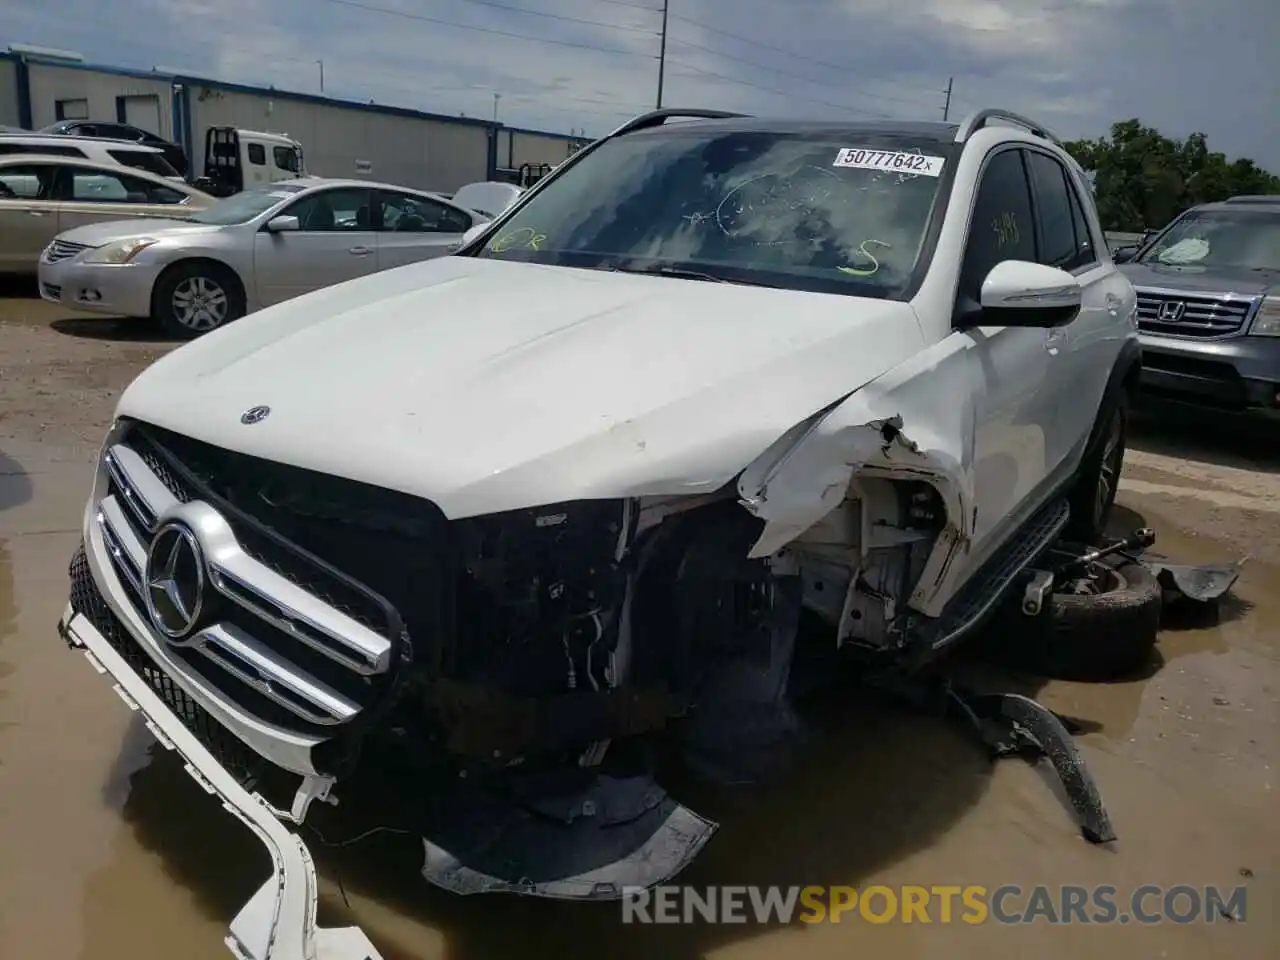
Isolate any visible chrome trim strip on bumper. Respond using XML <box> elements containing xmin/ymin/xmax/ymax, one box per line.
<box><xmin>58</xmin><ymin>605</ymin><xmax>384</xmax><ymax>960</ymax></box>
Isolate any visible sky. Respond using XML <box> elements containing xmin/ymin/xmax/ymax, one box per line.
<box><xmin>2</xmin><ymin>0</ymin><xmax>1277</xmax><ymax>169</ymax></box>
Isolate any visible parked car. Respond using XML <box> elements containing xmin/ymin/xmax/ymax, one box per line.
<box><xmin>39</xmin><ymin>119</ymin><xmax>188</xmax><ymax>177</ymax></box>
<box><xmin>0</xmin><ymin>132</ymin><xmax>183</xmax><ymax>180</ymax></box>
<box><xmin>39</xmin><ymin>176</ymin><xmax>489</xmax><ymax>337</ymax></box>
<box><xmin>58</xmin><ymin>107</ymin><xmax>1140</xmax><ymax>959</ymax></box>
<box><xmin>1115</xmin><ymin>194</ymin><xmax>1280</xmax><ymax>414</ymax></box>
<box><xmin>0</xmin><ymin>154</ymin><xmax>212</xmax><ymax>274</ymax></box>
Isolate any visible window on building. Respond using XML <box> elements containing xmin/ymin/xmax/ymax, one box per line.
<box><xmin>55</xmin><ymin>98</ymin><xmax>90</xmax><ymax>121</ymax></box>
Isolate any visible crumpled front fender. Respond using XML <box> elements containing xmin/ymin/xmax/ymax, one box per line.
<box><xmin>737</xmin><ymin>347</ymin><xmax>976</xmax><ymax>616</ymax></box>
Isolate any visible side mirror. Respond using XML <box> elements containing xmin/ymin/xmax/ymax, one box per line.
<box><xmin>1112</xmin><ymin>244</ymin><xmax>1139</xmax><ymax>263</ymax></box>
<box><xmin>975</xmin><ymin>260</ymin><xmax>1082</xmax><ymax>327</ymax></box>
<box><xmin>455</xmin><ymin>221</ymin><xmax>489</xmax><ymax>250</ymax></box>
<box><xmin>265</xmin><ymin>215</ymin><xmax>299</xmax><ymax>233</ymax></box>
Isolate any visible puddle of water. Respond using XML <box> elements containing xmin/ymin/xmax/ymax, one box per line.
<box><xmin>0</xmin><ymin>452</ymin><xmax>1274</xmax><ymax>959</ymax></box>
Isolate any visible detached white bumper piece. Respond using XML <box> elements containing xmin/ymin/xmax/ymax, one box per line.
<box><xmin>59</xmin><ymin>604</ymin><xmax>384</xmax><ymax>960</ymax></box>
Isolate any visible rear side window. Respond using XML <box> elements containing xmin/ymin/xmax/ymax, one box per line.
<box><xmin>247</xmin><ymin>143</ymin><xmax>267</xmax><ymax>165</ymax></box>
<box><xmin>0</xmin><ymin>143</ymin><xmax>84</xmax><ymax>157</ymax></box>
<box><xmin>1027</xmin><ymin>151</ymin><xmax>1097</xmax><ymax>271</ymax></box>
<box><xmin>66</xmin><ymin>169</ymin><xmax>188</xmax><ymax>204</ymax></box>
<box><xmin>1066</xmin><ymin>185</ymin><xmax>1097</xmax><ymax>268</ymax></box>
<box><xmin>108</xmin><ymin>149</ymin><xmax>179</xmax><ymax>179</ymax></box>
<box><xmin>959</xmin><ymin>148</ymin><xmax>1036</xmax><ymax>299</ymax></box>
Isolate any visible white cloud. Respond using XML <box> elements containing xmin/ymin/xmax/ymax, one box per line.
<box><xmin>2</xmin><ymin>0</ymin><xmax>1277</xmax><ymax>167</ymax></box>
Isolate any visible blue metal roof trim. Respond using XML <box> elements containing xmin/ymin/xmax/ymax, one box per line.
<box><xmin>10</xmin><ymin>52</ymin><xmax>588</xmax><ymax>143</ymax></box>
<box><xmin>17</xmin><ymin>54</ymin><xmax>177</xmax><ymax>83</ymax></box>
<box><xmin>502</xmin><ymin>124</ymin><xmax>586</xmax><ymax>143</ymax></box>
<box><xmin>174</xmin><ymin>74</ymin><xmax>496</xmax><ymax>130</ymax></box>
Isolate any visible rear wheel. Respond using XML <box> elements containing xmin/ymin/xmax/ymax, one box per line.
<box><xmin>151</xmin><ymin>261</ymin><xmax>245</xmax><ymax>339</ymax></box>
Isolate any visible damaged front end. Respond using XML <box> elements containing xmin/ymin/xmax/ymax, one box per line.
<box><xmin>66</xmin><ymin>392</ymin><xmax>991</xmax><ymax>940</ymax></box>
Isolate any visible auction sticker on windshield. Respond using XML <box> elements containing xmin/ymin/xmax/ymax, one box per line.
<box><xmin>833</xmin><ymin>148</ymin><xmax>945</xmax><ymax>177</ymax></box>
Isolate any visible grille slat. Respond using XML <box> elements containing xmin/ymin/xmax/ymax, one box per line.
<box><xmin>43</xmin><ymin>239</ymin><xmax>90</xmax><ymax>264</ymax></box>
<box><xmin>93</xmin><ymin>429</ymin><xmax>398</xmax><ymax>730</ymax></box>
<box><xmin>1135</xmin><ymin>290</ymin><xmax>1257</xmax><ymax>338</ymax></box>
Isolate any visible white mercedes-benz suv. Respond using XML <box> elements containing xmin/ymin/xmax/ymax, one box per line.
<box><xmin>59</xmin><ymin>107</ymin><xmax>1139</xmax><ymax>958</ymax></box>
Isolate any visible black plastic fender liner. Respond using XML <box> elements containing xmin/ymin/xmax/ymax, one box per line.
<box><xmin>417</xmin><ymin>771</ymin><xmax>717</xmax><ymax>899</ymax></box>
<box><xmin>964</xmin><ymin>692</ymin><xmax>1116</xmax><ymax>845</ymax></box>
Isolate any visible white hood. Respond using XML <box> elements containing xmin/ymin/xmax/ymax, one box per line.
<box><xmin>118</xmin><ymin>257</ymin><xmax>925</xmax><ymax>518</ymax></box>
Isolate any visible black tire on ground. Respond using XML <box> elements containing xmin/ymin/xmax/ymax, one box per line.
<box><xmin>1011</xmin><ymin>552</ymin><xmax>1162</xmax><ymax>681</ymax></box>
<box><xmin>151</xmin><ymin>261</ymin><xmax>245</xmax><ymax>340</ymax></box>
<box><xmin>1063</xmin><ymin>391</ymin><xmax>1129</xmax><ymax>544</ymax></box>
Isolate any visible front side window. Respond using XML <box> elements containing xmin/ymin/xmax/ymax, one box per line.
<box><xmin>381</xmin><ymin>192</ymin><xmax>471</xmax><ymax>233</ymax></box>
<box><xmin>958</xmin><ymin>148</ymin><xmax>1036</xmax><ymax>299</ymax></box>
<box><xmin>189</xmin><ymin>183</ymin><xmax>306</xmax><ymax>224</ymax></box>
<box><xmin>273</xmin><ymin>146</ymin><xmax>301</xmax><ymax>173</ymax></box>
<box><xmin>1140</xmin><ymin>209</ymin><xmax>1280</xmax><ymax>272</ymax></box>
<box><xmin>473</xmin><ymin>128</ymin><xmax>956</xmax><ymax>298</ymax></box>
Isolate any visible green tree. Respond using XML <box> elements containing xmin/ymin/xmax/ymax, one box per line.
<box><xmin>1064</xmin><ymin>120</ymin><xmax>1280</xmax><ymax>232</ymax></box>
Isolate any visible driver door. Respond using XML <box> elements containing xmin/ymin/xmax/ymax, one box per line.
<box><xmin>253</xmin><ymin>186</ymin><xmax>378</xmax><ymax>306</ymax></box>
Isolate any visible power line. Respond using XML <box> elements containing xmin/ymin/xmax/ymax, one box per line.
<box><xmin>670</xmin><ymin>10</ymin><xmax>951</xmax><ymax>108</ymax></box>
<box><xmin>446</xmin><ymin>0</ymin><xmax>660</xmax><ymax>36</ymax></box>
<box><xmin>666</xmin><ymin>58</ymin><xmax>890</xmax><ymax>118</ymax></box>
<box><xmin>314</xmin><ymin>0</ymin><xmax>657</xmax><ymax>58</ymax></box>
<box><xmin>667</xmin><ymin>36</ymin><xmax>938</xmax><ymax>113</ymax></box>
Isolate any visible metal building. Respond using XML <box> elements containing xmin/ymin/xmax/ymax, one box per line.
<box><xmin>0</xmin><ymin>55</ymin><xmax>19</xmax><ymax>127</ymax></box>
<box><xmin>1</xmin><ymin>50</ymin><xmax>585</xmax><ymax>191</ymax></box>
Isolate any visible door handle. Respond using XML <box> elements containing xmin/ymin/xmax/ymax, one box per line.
<box><xmin>446</xmin><ymin>241</ymin><xmax>461</xmax><ymax>252</ymax></box>
<box><xmin>348</xmin><ymin>245</ymin><xmax>371</xmax><ymax>255</ymax></box>
<box><xmin>24</xmin><ymin>209</ymin><xmax>47</xmax><ymax>217</ymax></box>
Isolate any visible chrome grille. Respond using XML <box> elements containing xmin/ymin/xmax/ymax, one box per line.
<box><xmin>43</xmin><ymin>239</ymin><xmax>90</xmax><ymax>263</ymax></box>
<box><xmin>94</xmin><ymin>432</ymin><xmax>396</xmax><ymax>729</ymax></box>
<box><xmin>1135</xmin><ymin>290</ymin><xmax>1257</xmax><ymax>338</ymax></box>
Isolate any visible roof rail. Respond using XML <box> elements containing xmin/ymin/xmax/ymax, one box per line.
<box><xmin>607</xmin><ymin>108</ymin><xmax>750</xmax><ymax>139</ymax></box>
<box><xmin>954</xmin><ymin>108</ymin><xmax>1061</xmax><ymax>145</ymax></box>
<box><xmin>1223</xmin><ymin>194</ymin><xmax>1280</xmax><ymax>205</ymax></box>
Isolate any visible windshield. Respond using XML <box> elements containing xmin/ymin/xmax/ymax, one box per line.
<box><xmin>473</xmin><ymin>128</ymin><xmax>955</xmax><ymax>298</ymax></box>
<box><xmin>187</xmin><ymin>182</ymin><xmax>306</xmax><ymax>224</ymax></box>
<box><xmin>1140</xmin><ymin>209</ymin><xmax>1280</xmax><ymax>272</ymax></box>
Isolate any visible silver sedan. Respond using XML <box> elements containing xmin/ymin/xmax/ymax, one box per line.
<box><xmin>37</xmin><ymin>177</ymin><xmax>490</xmax><ymax>338</ymax></box>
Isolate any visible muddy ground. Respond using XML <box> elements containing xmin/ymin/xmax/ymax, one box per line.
<box><xmin>1</xmin><ymin>282</ymin><xmax>1275</xmax><ymax>959</ymax></box>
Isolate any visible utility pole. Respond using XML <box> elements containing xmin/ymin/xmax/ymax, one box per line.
<box><xmin>656</xmin><ymin>0</ymin><xmax>669</xmax><ymax>108</ymax></box>
<box><xmin>942</xmin><ymin>76</ymin><xmax>953</xmax><ymax>121</ymax></box>
<box><xmin>493</xmin><ymin>92</ymin><xmax>501</xmax><ymax>123</ymax></box>
<box><xmin>317</xmin><ymin>60</ymin><xmax>325</xmax><ymax>92</ymax></box>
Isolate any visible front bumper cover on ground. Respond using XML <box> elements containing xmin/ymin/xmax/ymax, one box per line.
<box><xmin>58</xmin><ymin>605</ymin><xmax>384</xmax><ymax>960</ymax></box>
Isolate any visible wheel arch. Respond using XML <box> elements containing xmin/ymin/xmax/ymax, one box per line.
<box><xmin>150</xmin><ymin>256</ymin><xmax>248</xmax><ymax>315</ymax></box>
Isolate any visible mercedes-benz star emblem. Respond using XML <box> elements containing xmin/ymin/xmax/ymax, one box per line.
<box><xmin>143</xmin><ymin>522</ymin><xmax>207</xmax><ymax>640</ymax></box>
<box><xmin>240</xmin><ymin>405</ymin><xmax>271</xmax><ymax>425</ymax></box>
